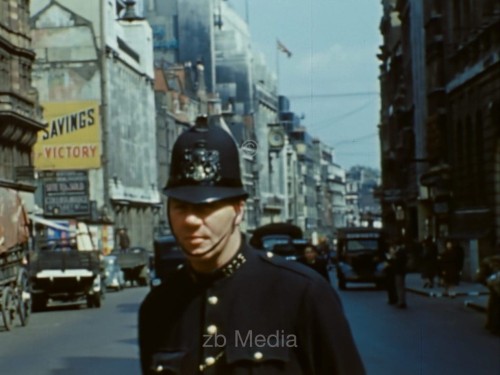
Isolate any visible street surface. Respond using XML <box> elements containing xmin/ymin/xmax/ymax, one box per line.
<box><xmin>0</xmin><ymin>274</ymin><xmax>499</xmax><ymax>375</ymax></box>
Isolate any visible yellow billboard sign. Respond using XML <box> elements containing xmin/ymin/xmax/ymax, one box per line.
<box><xmin>34</xmin><ymin>101</ymin><xmax>101</xmax><ymax>170</ymax></box>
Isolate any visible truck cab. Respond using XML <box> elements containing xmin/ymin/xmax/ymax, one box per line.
<box><xmin>335</xmin><ymin>227</ymin><xmax>387</xmax><ymax>290</ymax></box>
<box><xmin>29</xmin><ymin>222</ymin><xmax>103</xmax><ymax>310</ymax></box>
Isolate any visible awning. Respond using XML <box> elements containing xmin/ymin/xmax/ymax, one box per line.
<box><xmin>29</xmin><ymin>215</ymin><xmax>70</xmax><ymax>231</ymax></box>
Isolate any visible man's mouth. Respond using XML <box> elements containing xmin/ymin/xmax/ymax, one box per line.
<box><xmin>185</xmin><ymin>235</ymin><xmax>207</xmax><ymax>242</ymax></box>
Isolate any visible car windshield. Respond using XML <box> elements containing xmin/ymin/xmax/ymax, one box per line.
<box><xmin>345</xmin><ymin>239</ymin><xmax>378</xmax><ymax>252</ymax></box>
<box><xmin>261</xmin><ymin>235</ymin><xmax>291</xmax><ymax>251</ymax></box>
<box><xmin>40</xmin><ymin>242</ymin><xmax>77</xmax><ymax>252</ymax></box>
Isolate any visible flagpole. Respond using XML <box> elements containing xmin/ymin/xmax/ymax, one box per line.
<box><xmin>276</xmin><ymin>38</ymin><xmax>280</xmax><ymax>93</ymax></box>
<box><xmin>275</xmin><ymin>39</ymin><xmax>292</xmax><ymax>96</ymax></box>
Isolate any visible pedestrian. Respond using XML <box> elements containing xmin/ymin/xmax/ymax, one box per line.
<box><xmin>298</xmin><ymin>244</ymin><xmax>331</xmax><ymax>282</ymax></box>
<box><xmin>477</xmin><ymin>253</ymin><xmax>500</xmax><ymax>336</ymax></box>
<box><xmin>117</xmin><ymin>227</ymin><xmax>130</xmax><ymax>253</ymax></box>
<box><xmin>138</xmin><ymin>116</ymin><xmax>365</xmax><ymax>374</ymax></box>
<box><xmin>420</xmin><ymin>236</ymin><xmax>438</xmax><ymax>288</ymax></box>
<box><xmin>385</xmin><ymin>243</ymin><xmax>407</xmax><ymax>308</ymax></box>
<box><xmin>438</xmin><ymin>239</ymin><xmax>462</xmax><ymax>295</ymax></box>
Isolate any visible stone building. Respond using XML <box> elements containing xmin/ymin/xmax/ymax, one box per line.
<box><xmin>152</xmin><ymin>62</ymin><xmax>209</xmax><ymax>235</ymax></box>
<box><xmin>143</xmin><ymin>0</ymin><xmax>277</xmax><ymax>232</ymax></box>
<box><xmin>120</xmin><ymin>0</ymin><xmax>347</xmax><ymax>241</ymax></box>
<box><xmin>0</xmin><ymin>0</ymin><xmax>45</xmax><ymax>212</ymax></box>
<box><xmin>30</xmin><ymin>0</ymin><xmax>158</xmax><ymax>250</ymax></box>
<box><xmin>379</xmin><ymin>0</ymin><xmax>500</xmax><ymax>278</ymax></box>
<box><xmin>423</xmin><ymin>0</ymin><xmax>500</xmax><ymax>274</ymax></box>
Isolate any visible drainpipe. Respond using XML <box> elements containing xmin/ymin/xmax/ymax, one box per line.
<box><xmin>100</xmin><ymin>1</ymin><xmax>111</xmax><ymax>223</ymax></box>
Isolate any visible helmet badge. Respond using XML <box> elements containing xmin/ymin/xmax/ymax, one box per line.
<box><xmin>180</xmin><ymin>142</ymin><xmax>221</xmax><ymax>184</ymax></box>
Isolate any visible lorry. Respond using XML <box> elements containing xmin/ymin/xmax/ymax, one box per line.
<box><xmin>335</xmin><ymin>227</ymin><xmax>387</xmax><ymax>290</ymax></box>
<box><xmin>0</xmin><ymin>187</ymin><xmax>32</xmax><ymax>331</ymax></box>
<box><xmin>29</xmin><ymin>222</ymin><xmax>104</xmax><ymax>310</ymax></box>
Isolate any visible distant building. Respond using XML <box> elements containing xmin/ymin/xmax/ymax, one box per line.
<box><xmin>344</xmin><ymin>167</ymin><xmax>381</xmax><ymax>228</ymax></box>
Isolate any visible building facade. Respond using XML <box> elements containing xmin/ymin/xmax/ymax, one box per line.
<box><xmin>95</xmin><ymin>0</ymin><xmax>351</xmax><ymax>243</ymax></box>
<box><xmin>379</xmin><ymin>0</ymin><xmax>500</xmax><ymax>278</ymax></box>
<box><xmin>30</xmin><ymin>0</ymin><xmax>158</xmax><ymax>250</ymax></box>
<box><xmin>0</xmin><ymin>0</ymin><xmax>45</xmax><ymax>215</ymax></box>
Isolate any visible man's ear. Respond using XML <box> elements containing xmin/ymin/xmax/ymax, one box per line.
<box><xmin>233</xmin><ymin>200</ymin><xmax>245</xmax><ymax>226</ymax></box>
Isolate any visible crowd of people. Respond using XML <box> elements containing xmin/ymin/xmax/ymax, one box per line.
<box><xmin>379</xmin><ymin>237</ymin><xmax>466</xmax><ymax>310</ymax></box>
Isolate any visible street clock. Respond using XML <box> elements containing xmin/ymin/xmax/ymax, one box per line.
<box><xmin>268</xmin><ymin>128</ymin><xmax>285</xmax><ymax>151</ymax></box>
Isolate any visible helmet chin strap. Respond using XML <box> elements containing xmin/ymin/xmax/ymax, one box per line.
<box><xmin>195</xmin><ymin>212</ymin><xmax>239</xmax><ymax>260</ymax></box>
<box><xmin>168</xmin><ymin>202</ymin><xmax>240</xmax><ymax>262</ymax></box>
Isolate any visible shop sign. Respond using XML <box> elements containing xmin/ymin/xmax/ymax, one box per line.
<box><xmin>41</xmin><ymin>170</ymin><xmax>90</xmax><ymax>217</ymax></box>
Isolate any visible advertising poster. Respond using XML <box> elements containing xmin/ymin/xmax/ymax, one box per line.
<box><xmin>44</xmin><ymin>220</ymin><xmax>73</xmax><ymax>242</ymax></box>
<box><xmin>33</xmin><ymin>101</ymin><xmax>101</xmax><ymax>170</ymax></box>
<box><xmin>40</xmin><ymin>170</ymin><xmax>90</xmax><ymax>218</ymax></box>
<box><xmin>101</xmin><ymin>225</ymin><xmax>115</xmax><ymax>255</ymax></box>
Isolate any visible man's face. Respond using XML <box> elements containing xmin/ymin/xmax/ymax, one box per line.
<box><xmin>304</xmin><ymin>247</ymin><xmax>317</xmax><ymax>262</ymax></box>
<box><xmin>168</xmin><ymin>198</ymin><xmax>244</xmax><ymax>264</ymax></box>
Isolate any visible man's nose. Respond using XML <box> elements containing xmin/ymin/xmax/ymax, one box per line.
<box><xmin>183</xmin><ymin>210</ymin><xmax>203</xmax><ymax>225</ymax></box>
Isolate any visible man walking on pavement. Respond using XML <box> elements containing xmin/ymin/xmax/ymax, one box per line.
<box><xmin>138</xmin><ymin>116</ymin><xmax>365</xmax><ymax>374</ymax></box>
<box><xmin>385</xmin><ymin>242</ymin><xmax>408</xmax><ymax>308</ymax></box>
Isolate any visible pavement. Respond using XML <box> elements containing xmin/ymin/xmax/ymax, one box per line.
<box><xmin>405</xmin><ymin>272</ymin><xmax>490</xmax><ymax>312</ymax></box>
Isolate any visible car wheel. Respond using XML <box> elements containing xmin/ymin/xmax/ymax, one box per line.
<box><xmin>86</xmin><ymin>295</ymin><xmax>94</xmax><ymax>308</ymax></box>
<box><xmin>93</xmin><ymin>293</ymin><xmax>102</xmax><ymax>308</ymax></box>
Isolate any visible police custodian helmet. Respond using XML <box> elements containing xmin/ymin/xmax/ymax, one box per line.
<box><xmin>163</xmin><ymin>116</ymin><xmax>249</xmax><ymax>204</ymax></box>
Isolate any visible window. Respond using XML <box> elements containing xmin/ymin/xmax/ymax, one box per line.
<box><xmin>473</xmin><ymin>111</ymin><xmax>484</xmax><ymax>203</ymax></box>
<box><xmin>0</xmin><ymin>0</ymin><xmax>10</xmax><ymax>28</ymax></box>
<box><xmin>346</xmin><ymin>239</ymin><xmax>379</xmax><ymax>252</ymax></box>
<box><xmin>0</xmin><ymin>143</ymin><xmax>14</xmax><ymax>180</ymax></box>
<box><xmin>18</xmin><ymin>0</ymin><xmax>29</xmax><ymax>34</ymax></box>
<box><xmin>19</xmin><ymin>58</ymin><xmax>31</xmax><ymax>92</ymax></box>
<box><xmin>0</xmin><ymin>52</ymin><xmax>10</xmax><ymax>89</ymax></box>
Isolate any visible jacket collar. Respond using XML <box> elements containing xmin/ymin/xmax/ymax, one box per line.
<box><xmin>187</xmin><ymin>236</ymin><xmax>248</xmax><ymax>284</ymax></box>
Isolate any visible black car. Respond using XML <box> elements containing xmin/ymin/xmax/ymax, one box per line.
<box><xmin>111</xmin><ymin>246</ymin><xmax>151</xmax><ymax>287</ymax></box>
<box><xmin>249</xmin><ymin>223</ymin><xmax>304</xmax><ymax>261</ymax></box>
<box><xmin>335</xmin><ymin>227</ymin><xmax>387</xmax><ymax>290</ymax></box>
<box><xmin>150</xmin><ymin>235</ymin><xmax>186</xmax><ymax>287</ymax></box>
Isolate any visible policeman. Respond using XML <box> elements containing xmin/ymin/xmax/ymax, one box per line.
<box><xmin>138</xmin><ymin>116</ymin><xmax>365</xmax><ymax>374</ymax></box>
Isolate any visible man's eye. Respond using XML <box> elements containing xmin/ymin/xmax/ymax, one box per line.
<box><xmin>172</xmin><ymin>203</ymin><xmax>188</xmax><ymax>211</ymax></box>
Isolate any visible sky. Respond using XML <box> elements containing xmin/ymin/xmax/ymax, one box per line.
<box><xmin>227</xmin><ymin>0</ymin><xmax>383</xmax><ymax>170</ymax></box>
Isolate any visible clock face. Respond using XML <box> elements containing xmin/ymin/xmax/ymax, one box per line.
<box><xmin>268</xmin><ymin>129</ymin><xmax>285</xmax><ymax>148</ymax></box>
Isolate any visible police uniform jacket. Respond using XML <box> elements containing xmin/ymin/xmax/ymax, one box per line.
<box><xmin>139</xmin><ymin>239</ymin><xmax>365</xmax><ymax>374</ymax></box>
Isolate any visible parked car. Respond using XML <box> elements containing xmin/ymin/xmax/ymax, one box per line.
<box><xmin>335</xmin><ymin>227</ymin><xmax>387</xmax><ymax>290</ymax></box>
<box><xmin>111</xmin><ymin>247</ymin><xmax>151</xmax><ymax>287</ymax></box>
<box><xmin>103</xmin><ymin>255</ymin><xmax>125</xmax><ymax>291</ymax></box>
<box><xmin>150</xmin><ymin>235</ymin><xmax>186</xmax><ymax>287</ymax></box>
